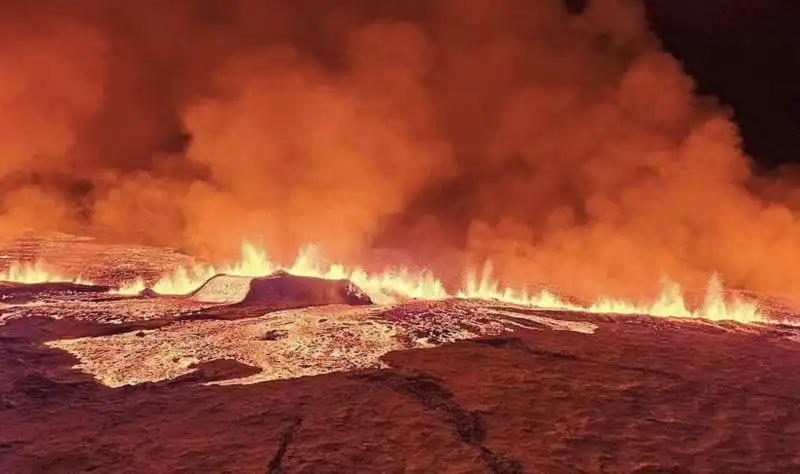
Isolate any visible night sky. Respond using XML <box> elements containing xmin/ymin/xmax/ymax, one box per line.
<box><xmin>645</xmin><ymin>0</ymin><xmax>800</xmax><ymax>169</ymax></box>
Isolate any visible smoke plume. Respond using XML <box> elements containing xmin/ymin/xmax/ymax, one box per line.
<box><xmin>1</xmin><ymin>0</ymin><xmax>798</xmax><ymax>301</ymax></box>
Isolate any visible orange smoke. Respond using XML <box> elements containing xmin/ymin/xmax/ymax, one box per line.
<box><xmin>0</xmin><ymin>9</ymin><xmax>106</xmax><ymax>239</ymax></box>
<box><xmin>0</xmin><ymin>1</ymin><xmax>798</xmax><ymax>305</ymax></box>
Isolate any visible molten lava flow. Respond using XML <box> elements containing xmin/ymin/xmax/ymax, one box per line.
<box><xmin>112</xmin><ymin>241</ymin><xmax>766</xmax><ymax>324</ymax></box>
<box><xmin>0</xmin><ymin>261</ymin><xmax>93</xmax><ymax>285</ymax></box>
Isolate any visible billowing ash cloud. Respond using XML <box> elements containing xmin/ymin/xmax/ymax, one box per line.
<box><xmin>1</xmin><ymin>0</ymin><xmax>798</xmax><ymax>300</ymax></box>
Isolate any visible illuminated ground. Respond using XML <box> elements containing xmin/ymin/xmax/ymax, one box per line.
<box><xmin>2</xmin><ymin>234</ymin><xmax>800</xmax><ymax>473</ymax></box>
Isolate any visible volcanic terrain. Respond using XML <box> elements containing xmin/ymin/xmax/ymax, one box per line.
<box><xmin>2</xmin><ymin>234</ymin><xmax>800</xmax><ymax>473</ymax></box>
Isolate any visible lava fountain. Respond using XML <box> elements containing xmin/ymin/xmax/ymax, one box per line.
<box><xmin>108</xmin><ymin>241</ymin><xmax>763</xmax><ymax>324</ymax></box>
<box><xmin>0</xmin><ymin>241</ymin><xmax>766</xmax><ymax>324</ymax></box>
<box><xmin>0</xmin><ymin>260</ymin><xmax>94</xmax><ymax>286</ymax></box>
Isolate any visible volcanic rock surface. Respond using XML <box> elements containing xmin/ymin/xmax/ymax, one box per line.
<box><xmin>2</xmin><ymin>234</ymin><xmax>800</xmax><ymax>473</ymax></box>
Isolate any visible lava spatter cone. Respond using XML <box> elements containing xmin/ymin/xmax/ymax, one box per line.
<box><xmin>142</xmin><ymin>269</ymin><xmax>373</xmax><ymax>307</ymax></box>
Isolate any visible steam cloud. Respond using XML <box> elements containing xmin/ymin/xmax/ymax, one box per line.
<box><xmin>1</xmin><ymin>0</ymin><xmax>797</xmax><ymax>301</ymax></box>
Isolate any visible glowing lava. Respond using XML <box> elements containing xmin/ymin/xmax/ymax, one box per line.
<box><xmin>112</xmin><ymin>242</ymin><xmax>766</xmax><ymax>324</ymax></box>
<box><xmin>461</xmin><ymin>269</ymin><xmax>761</xmax><ymax>323</ymax></box>
<box><xmin>0</xmin><ymin>261</ymin><xmax>93</xmax><ymax>286</ymax></box>
<box><xmin>0</xmin><ymin>241</ymin><xmax>766</xmax><ymax>323</ymax></box>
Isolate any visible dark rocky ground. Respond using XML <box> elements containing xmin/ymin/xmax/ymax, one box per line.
<box><xmin>2</xmin><ymin>295</ymin><xmax>800</xmax><ymax>473</ymax></box>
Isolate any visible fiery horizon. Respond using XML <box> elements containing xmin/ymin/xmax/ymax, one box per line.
<box><xmin>1</xmin><ymin>1</ymin><xmax>799</xmax><ymax>312</ymax></box>
<box><xmin>0</xmin><ymin>239</ymin><xmax>767</xmax><ymax>324</ymax></box>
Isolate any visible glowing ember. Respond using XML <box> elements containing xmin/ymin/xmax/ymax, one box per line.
<box><xmin>0</xmin><ymin>261</ymin><xmax>93</xmax><ymax>286</ymax></box>
<box><xmin>111</xmin><ymin>241</ymin><xmax>766</xmax><ymax>324</ymax></box>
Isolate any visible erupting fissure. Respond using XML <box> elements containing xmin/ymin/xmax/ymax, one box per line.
<box><xmin>0</xmin><ymin>261</ymin><xmax>94</xmax><ymax>286</ymax></box>
<box><xmin>0</xmin><ymin>242</ymin><xmax>764</xmax><ymax>324</ymax></box>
